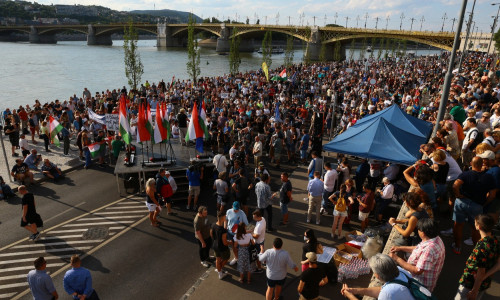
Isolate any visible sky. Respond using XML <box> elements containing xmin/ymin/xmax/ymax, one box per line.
<box><xmin>34</xmin><ymin>0</ymin><xmax>500</xmax><ymax>33</ymax></box>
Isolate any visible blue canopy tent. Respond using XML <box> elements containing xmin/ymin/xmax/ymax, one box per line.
<box><xmin>323</xmin><ymin>105</ymin><xmax>433</xmax><ymax>165</ymax></box>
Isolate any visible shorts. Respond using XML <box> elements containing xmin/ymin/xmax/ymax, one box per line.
<box><xmin>300</xmin><ymin>150</ymin><xmax>307</xmax><ymax>159</ymax></box>
<box><xmin>189</xmin><ymin>186</ymin><xmax>200</xmax><ymax>197</ymax></box>
<box><xmin>227</xmin><ymin>231</ymin><xmax>235</xmax><ymax>242</ymax></box>
<box><xmin>145</xmin><ymin>201</ymin><xmax>158</xmax><ymax>212</ymax></box>
<box><xmin>20</xmin><ymin>213</ymin><xmax>43</xmax><ymax>227</ymax></box>
<box><xmin>214</xmin><ymin>248</ymin><xmax>231</xmax><ymax>261</ymax></box>
<box><xmin>163</xmin><ymin>197</ymin><xmax>172</xmax><ymax>204</ymax></box>
<box><xmin>454</xmin><ymin>285</ymin><xmax>485</xmax><ymax>300</ymax></box>
<box><xmin>267</xmin><ymin>277</ymin><xmax>286</xmax><ymax>288</ymax></box>
<box><xmin>453</xmin><ymin>198</ymin><xmax>483</xmax><ymax>226</ymax></box>
<box><xmin>280</xmin><ymin>202</ymin><xmax>289</xmax><ymax>215</ymax></box>
<box><xmin>358</xmin><ymin>211</ymin><xmax>370</xmax><ymax>221</ymax></box>
<box><xmin>333</xmin><ymin>209</ymin><xmax>348</xmax><ymax>217</ymax></box>
<box><xmin>217</xmin><ymin>194</ymin><xmax>227</xmax><ymax>206</ymax></box>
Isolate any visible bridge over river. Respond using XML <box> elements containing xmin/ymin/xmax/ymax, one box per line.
<box><xmin>0</xmin><ymin>23</ymin><xmax>459</xmax><ymax>60</ymax></box>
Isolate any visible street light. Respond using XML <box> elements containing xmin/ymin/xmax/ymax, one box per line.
<box><xmin>399</xmin><ymin>13</ymin><xmax>405</xmax><ymax>30</ymax></box>
<box><xmin>488</xmin><ymin>3</ymin><xmax>500</xmax><ymax>54</ymax></box>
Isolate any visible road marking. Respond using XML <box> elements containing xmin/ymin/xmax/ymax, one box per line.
<box><xmin>44</xmin><ymin>201</ymin><xmax>86</xmax><ymax>223</ymax></box>
<box><xmin>78</xmin><ymin>215</ymin><xmax>144</xmax><ymax>221</ymax></box>
<box><xmin>0</xmin><ymin>255</ymin><xmax>73</xmax><ymax>265</ymax></box>
<box><xmin>63</xmin><ymin>221</ymin><xmax>134</xmax><ymax>227</ymax></box>
<box><xmin>93</xmin><ymin>210</ymin><xmax>145</xmax><ymax>215</ymax></box>
<box><xmin>116</xmin><ymin>201</ymin><xmax>143</xmax><ymax>205</ymax></box>
<box><xmin>0</xmin><ymin>263</ymin><xmax>65</xmax><ymax>273</ymax></box>
<box><xmin>0</xmin><ymin>282</ymin><xmax>27</xmax><ymax>289</ymax></box>
<box><xmin>12</xmin><ymin>214</ymin><xmax>151</xmax><ymax>300</ymax></box>
<box><xmin>12</xmin><ymin>240</ymin><xmax>104</xmax><ymax>249</ymax></box>
<box><xmin>0</xmin><ymin>274</ymin><xmax>29</xmax><ymax>281</ymax></box>
<box><xmin>48</xmin><ymin>226</ymin><xmax>125</xmax><ymax>234</ymax></box>
<box><xmin>0</xmin><ymin>293</ymin><xmax>17</xmax><ymax>299</ymax></box>
<box><xmin>0</xmin><ymin>195</ymin><xmax>137</xmax><ymax>252</ymax></box>
<box><xmin>0</xmin><ymin>246</ymin><xmax>92</xmax><ymax>258</ymax></box>
<box><xmin>105</xmin><ymin>206</ymin><xmax>144</xmax><ymax>210</ymax></box>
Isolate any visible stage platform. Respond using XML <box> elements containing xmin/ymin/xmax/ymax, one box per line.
<box><xmin>113</xmin><ymin>140</ymin><xmax>213</xmax><ymax>195</ymax></box>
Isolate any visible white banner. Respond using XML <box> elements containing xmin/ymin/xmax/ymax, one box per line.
<box><xmin>87</xmin><ymin>109</ymin><xmax>106</xmax><ymax>125</ymax></box>
<box><xmin>105</xmin><ymin>114</ymin><xmax>119</xmax><ymax>131</ymax></box>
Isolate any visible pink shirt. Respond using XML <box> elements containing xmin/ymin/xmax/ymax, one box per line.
<box><xmin>407</xmin><ymin>236</ymin><xmax>446</xmax><ymax>291</ymax></box>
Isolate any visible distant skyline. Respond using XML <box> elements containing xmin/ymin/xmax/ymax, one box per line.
<box><xmin>33</xmin><ymin>0</ymin><xmax>499</xmax><ymax>33</ymax></box>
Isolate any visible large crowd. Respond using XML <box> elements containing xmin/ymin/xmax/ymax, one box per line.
<box><xmin>3</xmin><ymin>50</ymin><xmax>500</xmax><ymax>300</ymax></box>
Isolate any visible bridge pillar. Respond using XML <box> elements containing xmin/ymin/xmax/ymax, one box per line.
<box><xmin>239</xmin><ymin>38</ymin><xmax>255</xmax><ymax>52</ymax></box>
<box><xmin>216</xmin><ymin>24</ymin><xmax>230</xmax><ymax>53</ymax></box>
<box><xmin>157</xmin><ymin>24</ymin><xmax>185</xmax><ymax>48</ymax></box>
<box><xmin>87</xmin><ymin>25</ymin><xmax>112</xmax><ymax>46</ymax></box>
<box><xmin>29</xmin><ymin>26</ymin><xmax>56</xmax><ymax>44</ymax></box>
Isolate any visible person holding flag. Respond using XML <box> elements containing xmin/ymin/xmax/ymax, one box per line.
<box><xmin>48</xmin><ymin>116</ymin><xmax>64</xmax><ymax>149</ymax></box>
<box><xmin>118</xmin><ymin>94</ymin><xmax>132</xmax><ymax>145</ymax></box>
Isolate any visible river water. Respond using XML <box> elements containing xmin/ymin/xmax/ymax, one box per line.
<box><xmin>0</xmin><ymin>39</ymin><xmax>442</xmax><ymax>110</ymax></box>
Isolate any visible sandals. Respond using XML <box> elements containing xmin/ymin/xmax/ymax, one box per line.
<box><xmin>151</xmin><ymin>222</ymin><xmax>160</xmax><ymax>227</ymax></box>
<box><xmin>239</xmin><ymin>278</ymin><xmax>244</xmax><ymax>283</ymax></box>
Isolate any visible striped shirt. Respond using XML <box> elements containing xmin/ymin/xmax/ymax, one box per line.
<box><xmin>407</xmin><ymin>236</ymin><xmax>446</xmax><ymax>291</ymax></box>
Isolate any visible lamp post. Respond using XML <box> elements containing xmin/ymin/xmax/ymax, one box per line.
<box><xmin>420</xmin><ymin>16</ymin><xmax>425</xmax><ymax>31</ymax></box>
<box><xmin>386</xmin><ymin>15</ymin><xmax>390</xmax><ymax>30</ymax></box>
<box><xmin>458</xmin><ymin>0</ymin><xmax>477</xmax><ymax>73</ymax></box>
<box><xmin>488</xmin><ymin>3</ymin><xmax>500</xmax><ymax>54</ymax></box>
<box><xmin>433</xmin><ymin>0</ymin><xmax>468</xmax><ymax>137</ymax></box>
<box><xmin>399</xmin><ymin>13</ymin><xmax>405</xmax><ymax>30</ymax></box>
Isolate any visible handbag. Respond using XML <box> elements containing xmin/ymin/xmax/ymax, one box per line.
<box><xmin>249</xmin><ymin>242</ymin><xmax>259</xmax><ymax>262</ymax></box>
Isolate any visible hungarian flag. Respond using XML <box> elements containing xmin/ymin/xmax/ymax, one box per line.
<box><xmin>200</xmin><ymin>98</ymin><xmax>207</xmax><ymax>123</ymax></box>
<box><xmin>279</xmin><ymin>68</ymin><xmax>287</xmax><ymax>79</ymax></box>
<box><xmin>146</xmin><ymin>103</ymin><xmax>155</xmax><ymax>144</ymax></box>
<box><xmin>119</xmin><ymin>95</ymin><xmax>132</xmax><ymax>145</ymax></box>
<box><xmin>154</xmin><ymin>103</ymin><xmax>167</xmax><ymax>144</ymax></box>
<box><xmin>88</xmin><ymin>142</ymin><xmax>103</xmax><ymax>158</ymax></box>
<box><xmin>49</xmin><ymin>116</ymin><xmax>63</xmax><ymax>146</ymax></box>
<box><xmin>185</xmin><ymin>102</ymin><xmax>209</xmax><ymax>153</ymax></box>
<box><xmin>137</xmin><ymin>104</ymin><xmax>150</xmax><ymax>143</ymax></box>
<box><xmin>161</xmin><ymin>102</ymin><xmax>171</xmax><ymax>141</ymax></box>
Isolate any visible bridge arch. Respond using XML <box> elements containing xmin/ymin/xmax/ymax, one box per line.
<box><xmin>322</xmin><ymin>34</ymin><xmax>452</xmax><ymax>51</ymax></box>
<box><xmin>171</xmin><ymin>27</ymin><xmax>221</xmax><ymax>38</ymax></box>
<box><xmin>96</xmin><ymin>27</ymin><xmax>157</xmax><ymax>36</ymax></box>
<box><xmin>37</xmin><ymin>28</ymin><xmax>88</xmax><ymax>35</ymax></box>
<box><xmin>231</xmin><ymin>27</ymin><xmax>309</xmax><ymax>42</ymax></box>
<box><xmin>0</xmin><ymin>28</ymin><xmax>31</xmax><ymax>35</ymax></box>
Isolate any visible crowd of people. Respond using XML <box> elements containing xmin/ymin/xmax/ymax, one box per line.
<box><xmin>4</xmin><ymin>50</ymin><xmax>500</xmax><ymax>299</ymax></box>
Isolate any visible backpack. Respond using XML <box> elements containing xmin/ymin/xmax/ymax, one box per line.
<box><xmin>335</xmin><ymin>194</ymin><xmax>347</xmax><ymax>212</ymax></box>
<box><xmin>467</xmin><ymin>128</ymin><xmax>483</xmax><ymax>151</ymax></box>
<box><xmin>389</xmin><ymin>273</ymin><xmax>437</xmax><ymax>300</ymax></box>
<box><xmin>160</xmin><ymin>178</ymin><xmax>174</xmax><ymax>198</ymax></box>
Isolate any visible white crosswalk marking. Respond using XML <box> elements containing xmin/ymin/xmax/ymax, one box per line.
<box><xmin>0</xmin><ymin>196</ymin><xmax>147</xmax><ymax>298</ymax></box>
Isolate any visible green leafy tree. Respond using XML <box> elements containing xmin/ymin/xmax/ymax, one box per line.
<box><xmin>359</xmin><ymin>38</ymin><xmax>367</xmax><ymax>60</ymax></box>
<box><xmin>123</xmin><ymin>21</ymin><xmax>144</xmax><ymax>92</ymax></box>
<box><xmin>186</xmin><ymin>13</ymin><xmax>201</xmax><ymax>83</ymax></box>
<box><xmin>370</xmin><ymin>37</ymin><xmax>376</xmax><ymax>58</ymax></box>
<box><xmin>494</xmin><ymin>28</ymin><xmax>500</xmax><ymax>53</ymax></box>
<box><xmin>319</xmin><ymin>43</ymin><xmax>327</xmax><ymax>62</ymax></box>
<box><xmin>284</xmin><ymin>35</ymin><xmax>294</xmax><ymax>67</ymax></box>
<box><xmin>229</xmin><ymin>28</ymin><xmax>241</xmax><ymax>75</ymax></box>
<box><xmin>262</xmin><ymin>31</ymin><xmax>273</xmax><ymax>68</ymax></box>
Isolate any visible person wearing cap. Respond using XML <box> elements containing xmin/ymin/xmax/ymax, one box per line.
<box><xmin>452</xmin><ymin>156</ymin><xmax>496</xmax><ymax>255</ymax></box>
<box><xmin>297</xmin><ymin>252</ymin><xmax>328</xmax><ymax>300</ymax></box>
<box><xmin>225</xmin><ymin>201</ymin><xmax>249</xmax><ymax>266</ymax></box>
<box><xmin>450</xmin><ymin>98</ymin><xmax>466</xmax><ymax>125</ymax></box>
<box><xmin>27</xmin><ymin>257</ymin><xmax>59</xmax><ymax>300</ymax></box>
<box><xmin>177</xmin><ymin>108</ymin><xmax>188</xmax><ymax>146</ymax></box>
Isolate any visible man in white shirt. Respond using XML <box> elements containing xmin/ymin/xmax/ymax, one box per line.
<box><xmin>213</xmin><ymin>152</ymin><xmax>228</xmax><ymax>179</ymax></box>
<box><xmin>321</xmin><ymin>162</ymin><xmax>338</xmax><ymax>215</ymax></box>
<box><xmin>253</xmin><ymin>136</ymin><xmax>263</xmax><ymax>167</ymax></box>
<box><xmin>252</xmin><ymin>209</ymin><xmax>266</xmax><ymax>273</ymax></box>
<box><xmin>375</xmin><ymin>177</ymin><xmax>395</xmax><ymax>222</ymax></box>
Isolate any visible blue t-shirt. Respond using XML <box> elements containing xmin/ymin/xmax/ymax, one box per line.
<box><xmin>379</xmin><ymin>267</ymin><xmax>415</xmax><ymax>300</ymax></box>
<box><xmin>186</xmin><ymin>169</ymin><xmax>201</xmax><ymax>186</ymax></box>
<box><xmin>486</xmin><ymin>166</ymin><xmax>500</xmax><ymax>189</ymax></box>
<box><xmin>300</xmin><ymin>134</ymin><xmax>310</xmax><ymax>150</ymax></box>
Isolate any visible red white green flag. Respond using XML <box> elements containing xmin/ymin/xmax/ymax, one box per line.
<box><xmin>119</xmin><ymin>95</ymin><xmax>132</xmax><ymax>145</ymax></box>
<box><xmin>49</xmin><ymin>116</ymin><xmax>63</xmax><ymax>146</ymax></box>
<box><xmin>88</xmin><ymin>142</ymin><xmax>103</xmax><ymax>158</ymax></box>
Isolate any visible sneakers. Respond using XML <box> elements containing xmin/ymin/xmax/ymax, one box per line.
<box><xmin>464</xmin><ymin>238</ymin><xmax>473</xmax><ymax>246</ymax></box>
<box><xmin>29</xmin><ymin>233</ymin><xmax>36</xmax><ymax>240</ymax></box>
<box><xmin>201</xmin><ymin>261</ymin><xmax>210</xmax><ymax>268</ymax></box>
<box><xmin>32</xmin><ymin>232</ymin><xmax>40</xmax><ymax>241</ymax></box>
<box><xmin>186</xmin><ymin>205</ymin><xmax>190</xmax><ymax>210</ymax></box>
<box><xmin>316</xmin><ymin>220</ymin><xmax>321</xmax><ymax>225</ymax></box>
<box><xmin>306</xmin><ymin>219</ymin><xmax>311</xmax><ymax>223</ymax></box>
<box><xmin>451</xmin><ymin>242</ymin><xmax>461</xmax><ymax>255</ymax></box>
<box><xmin>320</xmin><ymin>208</ymin><xmax>326</xmax><ymax>215</ymax></box>
<box><xmin>253</xmin><ymin>268</ymin><xmax>264</xmax><ymax>274</ymax></box>
<box><xmin>303</xmin><ymin>197</ymin><xmax>309</xmax><ymax>202</ymax></box>
<box><xmin>229</xmin><ymin>258</ymin><xmax>238</xmax><ymax>266</ymax></box>
<box><xmin>218</xmin><ymin>271</ymin><xmax>228</xmax><ymax>279</ymax></box>
<box><xmin>440</xmin><ymin>228</ymin><xmax>453</xmax><ymax>236</ymax></box>
<box><xmin>331</xmin><ymin>233</ymin><xmax>335</xmax><ymax>239</ymax></box>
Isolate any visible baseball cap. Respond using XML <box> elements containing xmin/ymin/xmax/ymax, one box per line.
<box><xmin>233</xmin><ymin>201</ymin><xmax>240</xmax><ymax>210</ymax></box>
<box><xmin>164</xmin><ymin>171</ymin><xmax>170</xmax><ymax>175</ymax></box>
<box><xmin>305</xmin><ymin>252</ymin><xmax>317</xmax><ymax>263</ymax></box>
<box><xmin>478</xmin><ymin>150</ymin><xmax>495</xmax><ymax>160</ymax></box>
